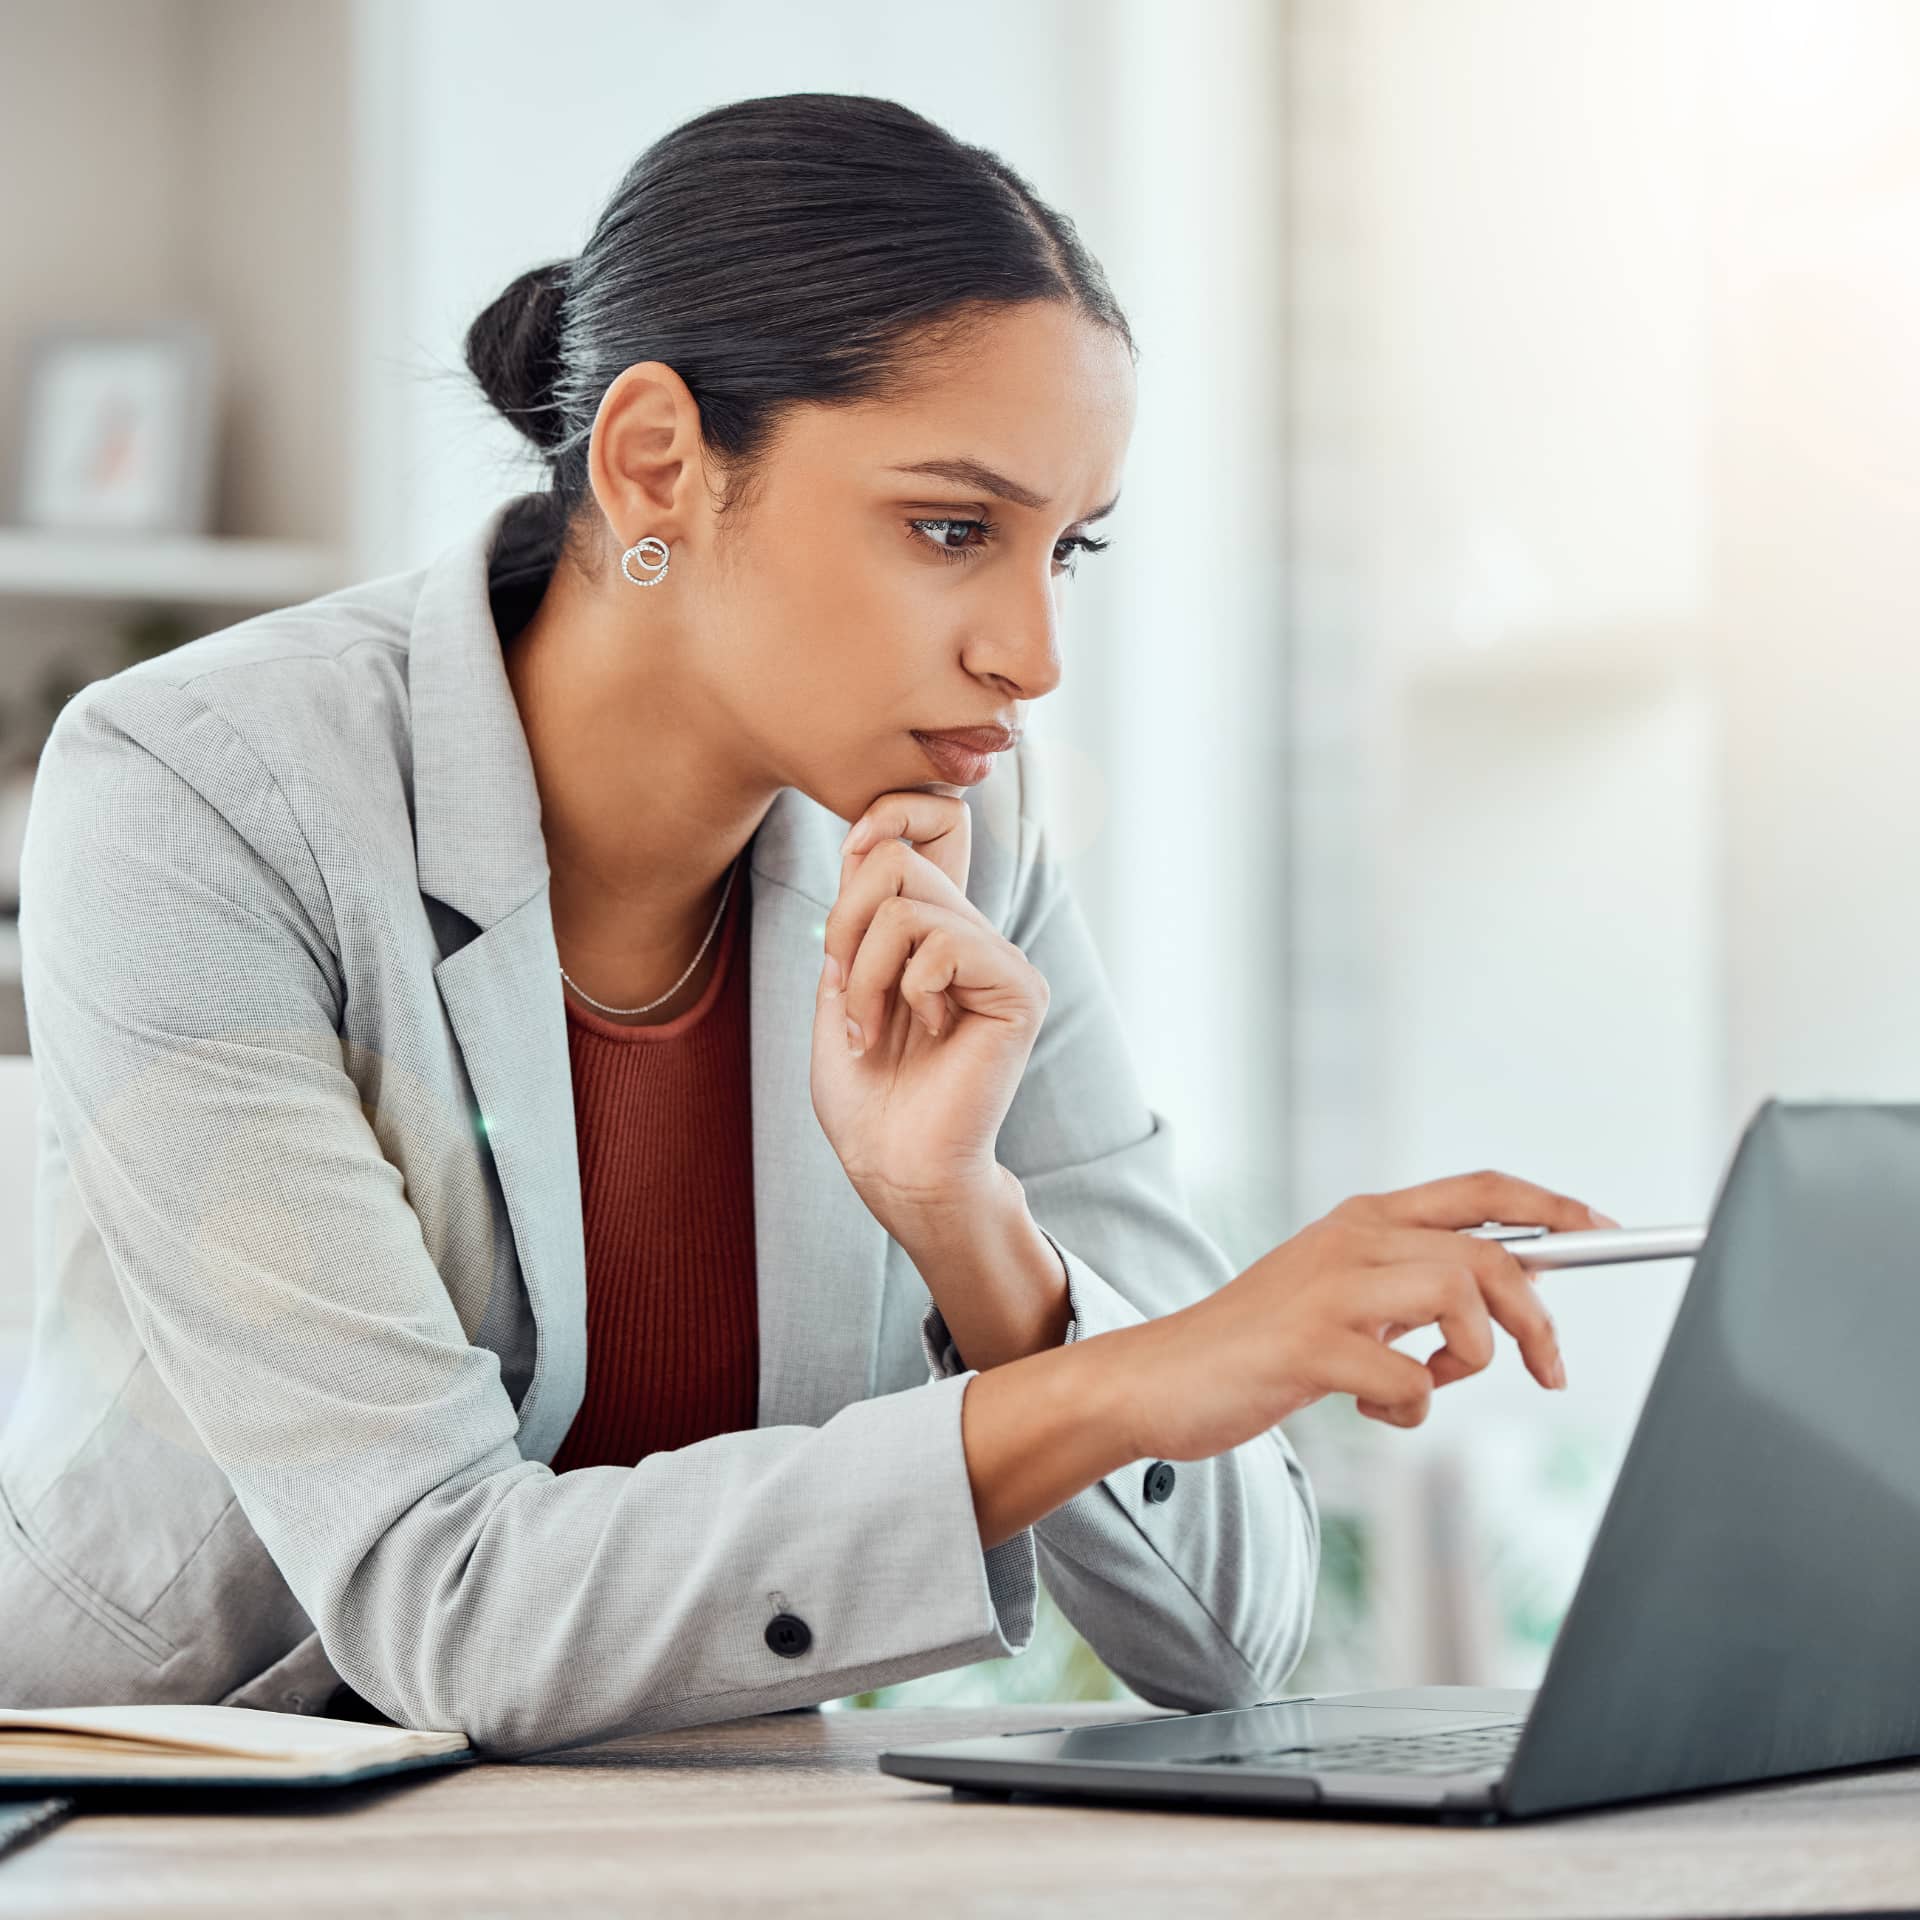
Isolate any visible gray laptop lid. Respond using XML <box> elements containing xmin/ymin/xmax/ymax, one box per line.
<box><xmin>1501</xmin><ymin>1098</ymin><xmax>1920</xmax><ymax>1816</ymax></box>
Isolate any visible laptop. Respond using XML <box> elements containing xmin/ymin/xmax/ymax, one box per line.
<box><xmin>879</xmin><ymin>1098</ymin><xmax>1920</xmax><ymax>1821</ymax></box>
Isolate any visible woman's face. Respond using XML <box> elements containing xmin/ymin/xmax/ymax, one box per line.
<box><xmin>616</xmin><ymin>300</ymin><xmax>1136</xmax><ymax>823</ymax></box>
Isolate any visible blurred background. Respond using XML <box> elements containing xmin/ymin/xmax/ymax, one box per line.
<box><xmin>1</xmin><ymin>0</ymin><xmax>1916</xmax><ymax>1709</ymax></box>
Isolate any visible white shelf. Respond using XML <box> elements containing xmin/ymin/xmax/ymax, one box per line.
<box><xmin>0</xmin><ymin>528</ymin><xmax>345</xmax><ymax>609</ymax></box>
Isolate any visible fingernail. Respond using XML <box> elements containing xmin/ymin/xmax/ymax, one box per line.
<box><xmin>840</xmin><ymin>824</ymin><xmax>865</xmax><ymax>854</ymax></box>
<box><xmin>1589</xmin><ymin>1207</ymin><xmax>1621</xmax><ymax>1229</ymax></box>
<box><xmin>1551</xmin><ymin>1355</ymin><xmax>1568</xmax><ymax>1390</ymax></box>
<box><xmin>845</xmin><ymin>1017</ymin><xmax>865</xmax><ymax>1056</ymax></box>
<box><xmin>821</xmin><ymin>954</ymin><xmax>842</xmax><ymax>996</ymax></box>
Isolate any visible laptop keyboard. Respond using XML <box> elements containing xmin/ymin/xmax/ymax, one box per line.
<box><xmin>1192</xmin><ymin>1721</ymin><xmax>1524</xmax><ymax>1776</ymax></box>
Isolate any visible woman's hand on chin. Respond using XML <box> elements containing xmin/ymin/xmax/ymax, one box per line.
<box><xmin>810</xmin><ymin>788</ymin><xmax>1048</xmax><ymax>1237</ymax></box>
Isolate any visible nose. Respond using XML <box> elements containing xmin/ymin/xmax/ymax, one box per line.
<box><xmin>971</xmin><ymin>575</ymin><xmax>1065</xmax><ymax>703</ymax></box>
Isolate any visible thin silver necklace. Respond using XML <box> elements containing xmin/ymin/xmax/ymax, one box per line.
<box><xmin>557</xmin><ymin>854</ymin><xmax>741</xmax><ymax>1017</ymax></box>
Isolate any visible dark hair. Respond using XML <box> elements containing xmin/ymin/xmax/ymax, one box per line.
<box><xmin>463</xmin><ymin>91</ymin><xmax>1135</xmax><ymax>569</ymax></box>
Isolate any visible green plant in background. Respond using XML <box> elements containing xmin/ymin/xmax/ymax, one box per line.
<box><xmin>0</xmin><ymin>607</ymin><xmax>192</xmax><ymax>775</ymax></box>
<box><xmin>0</xmin><ymin>664</ymin><xmax>88</xmax><ymax>776</ymax></box>
<box><xmin>836</xmin><ymin>1580</ymin><xmax>1140</xmax><ymax>1711</ymax></box>
<box><xmin>1317</xmin><ymin>1510</ymin><xmax>1370</xmax><ymax>1623</ymax></box>
<box><xmin>1477</xmin><ymin>1421</ymin><xmax>1615</xmax><ymax>1673</ymax></box>
<box><xmin>1268</xmin><ymin>1393</ymin><xmax>1379</xmax><ymax>1696</ymax></box>
<box><xmin>120</xmin><ymin>607</ymin><xmax>194</xmax><ymax>666</ymax></box>
<box><xmin>1287</xmin><ymin>1504</ymin><xmax>1371</xmax><ymax>1690</ymax></box>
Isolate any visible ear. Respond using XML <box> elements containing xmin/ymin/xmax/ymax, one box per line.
<box><xmin>586</xmin><ymin>360</ymin><xmax>708</xmax><ymax>550</ymax></box>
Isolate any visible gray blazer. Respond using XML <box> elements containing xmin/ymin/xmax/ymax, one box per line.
<box><xmin>0</xmin><ymin>491</ymin><xmax>1318</xmax><ymax>1757</ymax></box>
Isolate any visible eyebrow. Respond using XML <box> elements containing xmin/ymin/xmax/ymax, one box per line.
<box><xmin>886</xmin><ymin>457</ymin><xmax>1121</xmax><ymax>525</ymax></box>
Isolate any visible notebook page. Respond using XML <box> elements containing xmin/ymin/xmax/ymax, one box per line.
<box><xmin>0</xmin><ymin>1704</ymin><xmax>467</xmax><ymax>1763</ymax></box>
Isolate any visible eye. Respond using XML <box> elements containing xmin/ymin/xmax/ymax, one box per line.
<box><xmin>908</xmin><ymin>517</ymin><xmax>1113</xmax><ymax>578</ymax></box>
<box><xmin>1054</xmin><ymin>532</ymin><xmax>1112</xmax><ymax>577</ymax></box>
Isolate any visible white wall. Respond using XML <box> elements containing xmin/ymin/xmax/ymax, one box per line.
<box><xmin>1283</xmin><ymin>0</ymin><xmax>1920</xmax><ymax>1683</ymax></box>
<box><xmin>1302</xmin><ymin>0</ymin><xmax>1920</xmax><ymax>1243</ymax></box>
<box><xmin>1709</xmin><ymin>0</ymin><xmax>1920</xmax><ymax>1124</ymax></box>
<box><xmin>1287</xmin><ymin>0</ymin><xmax>1721</xmax><ymax>1460</ymax></box>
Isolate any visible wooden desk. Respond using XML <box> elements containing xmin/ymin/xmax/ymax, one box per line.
<box><xmin>8</xmin><ymin>1703</ymin><xmax>1920</xmax><ymax>1917</ymax></box>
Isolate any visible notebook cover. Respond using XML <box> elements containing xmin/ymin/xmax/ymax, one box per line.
<box><xmin>0</xmin><ymin>1746</ymin><xmax>476</xmax><ymax>1794</ymax></box>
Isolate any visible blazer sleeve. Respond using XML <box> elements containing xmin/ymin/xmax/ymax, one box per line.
<box><xmin>918</xmin><ymin>756</ymin><xmax>1322</xmax><ymax>1710</ymax></box>
<box><xmin>18</xmin><ymin>676</ymin><xmax>1037</xmax><ymax>1758</ymax></box>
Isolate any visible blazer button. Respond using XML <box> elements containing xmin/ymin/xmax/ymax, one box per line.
<box><xmin>765</xmin><ymin>1612</ymin><xmax>813</xmax><ymax>1658</ymax></box>
<box><xmin>1143</xmin><ymin>1460</ymin><xmax>1177</xmax><ymax>1504</ymax></box>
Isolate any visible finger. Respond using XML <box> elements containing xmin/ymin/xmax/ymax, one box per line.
<box><xmin>841</xmin><ymin>895</ymin><xmax>1013</xmax><ymax>1056</ymax></box>
<box><xmin>840</xmin><ymin>790</ymin><xmax>972</xmax><ymax>888</ymax></box>
<box><xmin>1357</xmin><ymin>1168</ymin><xmax>1616</xmax><ymax>1235</ymax></box>
<box><xmin>1480</xmin><ymin>1258</ymin><xmax>1564</xmax><ymax>1389</ymax></box>
<box><xmin>1322</xmin><ymin>1330</ymin><xmax>1435</xmax><ymax>1427</ymax></box>
<box><xmin>1362</xmin><ymin>1228</ymin><xmax>1564</xmax><ymax>1389</ymax></box>
<box><xmin>1347</xmin><ymin>1263</ymin><xmax>1496</xmax><ymax>1386</ymax></box>
<box><xmin>825</xmin><ymin>837</ymin><xmax>987</xmax><ymax>1008</ymax></box>
<box><xmin>899</xmin><ymin>939</ymin><xmax>959</xmax><ymax>1039</ymax></box>
<box><xmin>815</xmin><ymin>922</ymin><xmax>852</xmax><ymax>1044</ymax></box>
<box><xmin>1427</xmin><ymin>1345</ymin><xmax>1483</xmax><ymax>1389</ymax></box>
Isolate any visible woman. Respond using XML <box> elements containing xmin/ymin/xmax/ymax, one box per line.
<box><xmin>0</xmin><ymin>94</ymin><xmax>1608</xmax><ymax>1756</ymax></box>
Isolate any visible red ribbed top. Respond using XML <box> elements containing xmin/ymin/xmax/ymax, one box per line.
<box><xmin>548</xmin><ymin>867</ymin><xmax>758</xmax><ymax>1473</ymax></box>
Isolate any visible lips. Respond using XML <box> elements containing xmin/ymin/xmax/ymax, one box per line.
<box><xmin>912</xmin><ymin>725</ymin><xmax>1019</xmax><ymax>754</ymax></box>
<box><xmin>910</xmin><ymin>731</ymin><xmax>1003</xmax><ymax>786</ymax></box>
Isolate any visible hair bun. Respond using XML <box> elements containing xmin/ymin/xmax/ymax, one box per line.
<box><xmin>464</xmin><ymin>257</ymin><xmax>573</xmax><ymax>454</ymax></box>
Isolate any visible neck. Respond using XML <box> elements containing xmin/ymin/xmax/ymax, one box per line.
<box><xmin>502</xmin><ymin>557</ymin><xmax>775</xmax><ymax>1012</ymax></box>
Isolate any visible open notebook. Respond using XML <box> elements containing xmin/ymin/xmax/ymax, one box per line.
<box><xmin>0</xmin><ymin>1704</ymin><xmax>472</xmax><ymax>1789</ymax></box>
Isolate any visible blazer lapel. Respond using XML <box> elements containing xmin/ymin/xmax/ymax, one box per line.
<box><xmin>745</xmin><ymin>791</ymin><xmax>892</xmax><ymax>1431</ymax></box>
<box><xmin>431</xmin><ymin>892</ymin><xmax>585</xmax><ymax>1463</ymax></box>
<box><xmin>407</xmin><ymin>493</ymin><xmax>891</xmax><ymax>1459</ymax></box>
<box><xmin>409</xmin><ymin>496</ymin><xmax>586</xmax><ymax>1462</ymax></box>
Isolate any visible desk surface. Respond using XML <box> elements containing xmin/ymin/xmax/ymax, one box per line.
<box><xmin>8</xmin><ymin>1702</ymin><xmax>1920</xmax><ymax>1918</ymax></box>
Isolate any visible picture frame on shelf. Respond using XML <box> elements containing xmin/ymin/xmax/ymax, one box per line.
<box><xmin>14</xmin><ymin>322</ymin><xmax>219</xmax><ymax>536</ymax></box>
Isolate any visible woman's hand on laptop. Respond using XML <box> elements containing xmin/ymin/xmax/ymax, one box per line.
<box><xmin>1114</xmin><ymin>1171</ymin><xmax>1613</xmax><ymax>1457</ymax></box>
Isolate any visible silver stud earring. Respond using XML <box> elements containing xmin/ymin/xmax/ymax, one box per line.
<box><xmin>620</xmin><ymin>535</ymin><xmax>670</xmax><ymax>587</ymax></box>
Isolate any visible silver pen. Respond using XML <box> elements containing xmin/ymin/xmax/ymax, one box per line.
<box><xmin>1462</xmin><ymin>1220</ymin><xmax>1706</xmax><ymax>1269</ymax></box>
